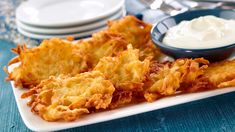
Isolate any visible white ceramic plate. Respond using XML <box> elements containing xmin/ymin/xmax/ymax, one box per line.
<box><xmin>16</xmin><ymin>8</ymin><xmax>124</xmax><ymax>35</ymax></box>
<box><xmin>16</xmin><ymin>0</ymin><xmax>124</xmax><ymax>27</ymax></box>
<box><xmin>8</xmin><ymin>63</ymin><xmax>235</xmax><ymax>131</ymax></box>
<box><xmin>17</xmin><ymin>25</ymin><xmax>108</xmax><ymax>39</ymax></box>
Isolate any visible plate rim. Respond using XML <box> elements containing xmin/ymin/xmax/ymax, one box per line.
<box><xmin>16</xmin><ymin>0</ymin><xmax>125</xmax><ymax>27</ymax></box>
<box><xmin>16</xmin><ymin>8</ymin><xmax>124</xmax><ymax>35</ymax></box>
<box><xmin>17</xmin><ymin>25</ymin><xmax>107</xmax><ymax>39</ymax></box>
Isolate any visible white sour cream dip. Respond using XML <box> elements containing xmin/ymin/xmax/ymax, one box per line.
<box><xmin>163</xmin><ymin>15</ymin><xmax>235</xmax><ymax>49</ymax></box>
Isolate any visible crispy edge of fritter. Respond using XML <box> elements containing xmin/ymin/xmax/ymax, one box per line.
<box><xmin>84</xmin><ymin>31</ymin><xmax>129</xmax><ymax>67</ymax></box>
<box><xmin>143</xmin><ymin>58</ymin><xmax>209</xmax><ymax>102</ymax></box>
<box><xmin>179</xmin><ymin>59</ymin><xmax>235</xmax><ymax>93</ymax></box>
<box><xmin>94</xmin><ymin>44</ymin><xmax>151</xmax><ymax>108</ymax></box>
<box><xmin>22</xmin><ymin>71</ymin><xmax>115</xmax><ymax>121</ymax></box>
<box><xmin>107</xmin><ymin>15</ymin><xmax>163</xmax><ymax>59</ymax></box>
<box><xmin>6</xmin><ymin>38</ymin><xmax>89</xmax><ymax>88</ymax></box>
<box><xmin>201</xmin><ymin>59</ymin><xmax>235</xmax><ymax>88</ymax></box>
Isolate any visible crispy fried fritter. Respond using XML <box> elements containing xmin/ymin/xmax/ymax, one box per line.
<box><xmin>108</xmin><ymin>16</ymin><xmax>151</xmax><ymax>49</ymax></box>
<box><xmin>107</xmin><ymin>16</ymin><xmax>162</xmax><ymax>60</ymax></box>
<box><xmin>109</xmin><ymin>90</ymin><xmax>133</xmax><ymax>109</ymax></box>
<box><xmin>94</xmin><ymin>45</ymin><xmax>150</xmax><ymax>107</ymax></box>
<box><xmin>7</xmin><ymin>38</ymin><xmax>88</xmax><ymax>88</ymax></box>
<box><xmin>144</xmin><ymin>58</ymin><xmax>209</xmax><ymax>102</ymax></box>
<box><xmin>218</xmin><ymin>79</ymin><xmax>235</xmax><ymax>88</ymax></box>
<box><xmin>95</xmin><ymin>45</ymin><xmax>150</xmax><ymax>91</ymax></box>
<box><xmin>202</xmin><ymin>59</ymin><xmax>235</xmax><ymax>88</ymax></box>
<box><xmin>77</xmin><ymin>31</ymin><xmax>128</xmax><ymax>68</ymax></box>
<box><xmin>22</xmin><ymin>71</ymin><xmax>115</xmax><ymax>121</ymax></box>
<box><xmin>182</xmin><ymin>59</ymin><xmax>235</xmax><ymax>92</ymax></box>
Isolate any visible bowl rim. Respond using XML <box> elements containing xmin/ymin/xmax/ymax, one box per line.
<box><xmin>151</xmin><ymin>9</ymin><xmax>235</xmax><ymax>52</ymax></box>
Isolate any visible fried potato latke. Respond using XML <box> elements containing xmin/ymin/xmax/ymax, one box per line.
<box><xmin>94</xmin><ymin>45</ymin><xmax>150</xmax><ymax>108</ymax></box>
<box><xmin>6</xmin><ymin>38</ymin><xmax>88</xmax><ymax>88</ymax></box>
<box><xmin>77</xmin><ymin>31</ymin><xmax>128</xmax><ymax>68</ymax></box>
<box><xmin>178</xmin><ymin>59</ymin><xmax>235</xmax><ymax>92</ymax></box>
<box><xmin>144</xmin><ymin>58</ymin><xmax>209</xmax><ymax>102</ymax></box>
<box><xmin>22</xmin><ymin>71</ymin><xmax>115</xmax><ymax>121</ymax></box>
<box><xmin>202</xmin><ymin>60</ymin><xmax>235</xmax><ymax>88</ymax></box>
<box><xmin>108</xmin><ymin>16</ymin><xmax>162</xmax><ymax>60</ymax></box>
<box><xmin>95</xmin><ymin>45</ymin><xmax>150</xmax><ymax>91</ymax></box>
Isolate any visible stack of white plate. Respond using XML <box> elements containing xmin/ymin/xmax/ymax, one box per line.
<box><xmin>16</xmin><ymin>0</ymin><xmax>125</xmax><ymax>39</ymax></box>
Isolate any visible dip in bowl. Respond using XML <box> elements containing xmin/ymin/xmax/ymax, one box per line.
<box><xmin>151</xmin><ymin>9</ymin><xmax>235</xmax><ymax>61</ymax></box>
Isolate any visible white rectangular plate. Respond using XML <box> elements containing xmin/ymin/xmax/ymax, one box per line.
<box><xmin>9</xmin><ymin>63</ymin><xmax>235</xmax><ymax>131</ymax></box>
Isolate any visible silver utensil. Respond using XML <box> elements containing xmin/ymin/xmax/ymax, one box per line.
<box><xmin>189</xmin><ymin>0</ymin><xmax>235</xmax><ymax>4</ymax></box>
<box><xmin>178</xmin><ymin>0</ymin><xmax>222</xmax><ymax>9</ymax></box>
<box><xmin>139</xmin><ymin>0</ymin><xmax>183</xmax><ymax>15</ymax></box>
<box><xmin>182</xmin><ymin>0</ymin><xmax>235</xmax><ymax>10</ymax></box>
<box><xmin>140</xmin><ymin>0</ymin><xmax>235</xmax><ymax>16</ymax></box>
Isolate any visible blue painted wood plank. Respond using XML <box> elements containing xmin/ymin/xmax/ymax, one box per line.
<box><xmin>0</xmin><ymin>40</ymin><xmax>30</xmax><ymax>132</ymax></box>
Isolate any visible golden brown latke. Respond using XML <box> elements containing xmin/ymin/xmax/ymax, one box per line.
<box><xmin>179</xmin><ymin>59</ymin><xmax>235</xmax><ymax>92</ymax></box>
<box><xmin>94</xmin><ymin>45</ymin><xmax>150</xmax><ymax>108</ymax></box>
<box><xmin>94</xmin><ymin>45</ymin><xmax>150</xmax><ymax>91</ymax></box>
<box><xmin>22</xmin><ymin>71</ymin><xmax>115</xmax><ymax>121</ymax></box>
<box><xmin>108</xmin><ymin>15</ymin><xmax>162</xmax><ymax>60</ymax></box>
<box><xmin>202</xmin><ymin>59</ymin><xmax>235</xmax><ymax>88</ymax></box>
<box><xmin>77</xmin><ymin>31</ymin><xmax>128</xmax><ymax>68</ymax></box>
<box><xmin>143</xmin><ymin>58</ymin><xmax>209</xmax><ymax>102</ymax></box>
<box><xmin>6</xmin><ymin>38</ymin><xmax>88</xmax><ymax>88</ymax></box>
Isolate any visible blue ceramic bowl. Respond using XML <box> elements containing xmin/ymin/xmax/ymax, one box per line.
<box><xmin>151</xmin><ymin>9</ymin><xmax>235</xmax><ymax>61</ymax></box>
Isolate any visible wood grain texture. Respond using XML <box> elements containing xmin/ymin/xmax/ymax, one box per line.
<box><xmin>0</xmin><ymin>40</ymin><xmax>30</xmax><ymax>132</ymax></box>
<box><xmin>0</xmin><ymin>40</ymin><xmax>235</xmax><ymax>132</ymax></box>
